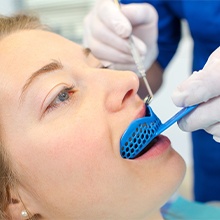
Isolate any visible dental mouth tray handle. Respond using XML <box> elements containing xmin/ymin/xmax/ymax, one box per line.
<box><xmin>156</xmin><ymin>104</ymin><xmax>198</xmax><ymax>135</ymax></box>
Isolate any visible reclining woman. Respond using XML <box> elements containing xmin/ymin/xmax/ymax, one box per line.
<box><xmin>0</xmin><ymin>14</ymin><xmax>219</xmax><ymax>220</ymax></box>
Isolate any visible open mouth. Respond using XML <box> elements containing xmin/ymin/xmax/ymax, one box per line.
<box><xmin>120</xmin><ymin>105</ymin><xmax>162</xmax><ymax>159</ymax></box>
<box><xmin>133</xmin><ymin>137</ymin><xmax>159</xmax><ymax>159</ymax></box>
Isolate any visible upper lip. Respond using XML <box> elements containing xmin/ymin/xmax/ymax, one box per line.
<box><xmin>134</xmin><ymin>102</ymin><xmax>146</xmax><ymax>120</ymax></box>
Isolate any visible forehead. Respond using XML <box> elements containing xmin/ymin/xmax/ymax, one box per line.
<box><xmin>0</xmin><ymin>30</ymin><xmax>86</xmax><ymax>93</ymax></box>
<box><xmin>0</xmin><ymin>30</ymin><xmax>84</xmax><ymax>71</ymax></box>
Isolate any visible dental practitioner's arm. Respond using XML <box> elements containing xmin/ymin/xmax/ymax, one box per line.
<box><xmin>83</xmin><ymin>0</ymin><xmax>163</xmax><ymax>98</ymax></box>
<box><xmin>172</xmin><ymin>47</ymin><xmax>220</xmax><ymax>142</ymax></box>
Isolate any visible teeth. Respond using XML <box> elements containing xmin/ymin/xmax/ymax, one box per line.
<box><xmin>134</xmin><ymin>137</ymin><xmax>159</xmax><ymax>158</ymax></box>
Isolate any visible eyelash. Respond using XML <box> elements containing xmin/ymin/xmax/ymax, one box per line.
<box><xmin>46</xmin><ymin>85</ymin><xmax>75</xmax><ymax>113</ymax></box>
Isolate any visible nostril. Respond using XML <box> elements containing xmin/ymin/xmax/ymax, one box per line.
<box><xmin>122</xmin><ymin>89</ymin><xmax>133</xmax><ymax>103</ymax></box>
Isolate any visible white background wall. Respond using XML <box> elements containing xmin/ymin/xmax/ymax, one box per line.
<box><xmin>151</xmin><ymin>21</ymin><xmax>193</xmax><ymax>166</ymax></box>
<box><xmin>0</xmin><ymin>0</ymin><xmax>22</xmax><ymax>15</ymax></box>
<box><xmin>23</xmin><ymin>0</ymin><xmax>95</xmax><ymax>43</ymax></box>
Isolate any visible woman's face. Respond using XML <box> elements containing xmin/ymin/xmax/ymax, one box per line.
<box><xmin>0</xmin><ymin>30</ymin><xmax>185</xmax><ymax>219</ymax></box>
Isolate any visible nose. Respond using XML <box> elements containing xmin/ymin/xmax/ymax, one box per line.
<box><xmin>103</xmin><ymin>70</ymin><xmax>140</xmax><ymax>112</ymax></box>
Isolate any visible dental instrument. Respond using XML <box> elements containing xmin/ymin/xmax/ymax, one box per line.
<box><xmin>120</xmin><ymin>104</ymin><xmax>198</xmax><ymax>159</ymax></box>
<box><xmin>114</xmin><ymin>0</ymin><xmax>153</xmax><ymax>104</ymax></box>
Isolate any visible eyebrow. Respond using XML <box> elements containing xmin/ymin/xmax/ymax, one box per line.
<box><xmin>19</xmin><ymin>48</ymin><xmax>90</xmax><ymax>102</ymax></box>
<box><xmin>20</xmin><ymin>59</ymin><xmax>63</xmax><ymax>102</ymax></box>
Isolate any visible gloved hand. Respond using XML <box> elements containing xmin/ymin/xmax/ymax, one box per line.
<box><xmin>83</xmin><ymin>0</ymin><xmax>158</xmax><ymax>72</ymax></box>
<box><xmin>172</xmin><ymin>47</ymin><xmax>220</xmax><ymax>142</ymax></box>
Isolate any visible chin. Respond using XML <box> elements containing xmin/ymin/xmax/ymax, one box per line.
<box><xmin>128</xmin><ymin>149</ymin><xmax>186</xmax><ymax>219</ymax></box>
<box><xmin>162</xmin><ymin>148</ymin><xmax>186</xmax><ymax>202</ymax></box>
<box><xmin>149</xmin><ymin>148</ymin><xmax>186</xmax><ymax>211</ymax></box>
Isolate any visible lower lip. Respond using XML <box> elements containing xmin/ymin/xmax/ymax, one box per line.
<box><xmin>134</xmin><ymin>135</ymin><xmax>171</xmax><ymax>160</ymax></box>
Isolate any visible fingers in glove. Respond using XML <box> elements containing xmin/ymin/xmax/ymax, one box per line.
<box><xmin>172</xmin><ymin>47</ymin><xmax>220</xmax><ymax>107</ymax></box>
<box><xmin>121</xmin><ymin>3</ymin><xmax>158</xmax><ymax>46</ymax></box>
<box><xmin>121</xmin><ymin>3</ymin><xmax>158</xmax><ymax>26</ymax></box>
<box><xmin>87</xmin><ymin>38</ymin><xmax>135</xmax><ymax>64</ymax></box>
<box><xmin>84</xmin><ymin>4</ymin><xmax>147</xmax><ymax>64</ymax></box>
<box><xmin>84</xmin><ymin>10</ymin><xmax>130</xmax><ymax>54</ymax></box>
<box><xmin>97</xmin><ymin>0</ymin><xmax>132</xmax><ymax>38</ymax></box>
<box><xmin>205</xmin><ymin>122</ymin><xmax>220</xmax><ymax>143</ymax></box>
<box><xmin>177</xmin><ymin>96</ymin><xmax>220</xmax><ymax>131</ymax></box>
<box><xmin>92</xmin><ymin>22</ymin><xmax>147</xmax><ymax>55</ymax></box>
<box><xmin>213</xmin><ymin>135</ymin><xmax>220</xmax><ymax>143</ymax></box>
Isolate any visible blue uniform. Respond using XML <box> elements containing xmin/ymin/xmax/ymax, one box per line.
<box><xmin>121</xmin><ymin>0</ymin><xmax>220</xmax><ymax>202</ymax></box>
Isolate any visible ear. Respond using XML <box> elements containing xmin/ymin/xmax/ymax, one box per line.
<box><xmin>6</xmin><ymin>188</ymin><xmax>27</xmax><ymax>220</ymax></box>
<box><xmin>6</xmin><ymin>187</ymin><xmax>33</xmax><ymax>220</ymax></box>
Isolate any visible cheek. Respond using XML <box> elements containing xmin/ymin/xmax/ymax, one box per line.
<box><xmin>12</xmin><ymin>120</ymin><xmax>111</xmax><ymax>187</ymax></box>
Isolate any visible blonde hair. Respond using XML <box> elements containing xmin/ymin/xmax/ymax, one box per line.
<box><xmin>0</xmin><ymin>13</ymin><xmax>48</xmax><ymax>219</ymax></box>
<box><xmin>0</xmin><ymin>13</ymin><xmax>49</xmax><ymax>40</ymax></box>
